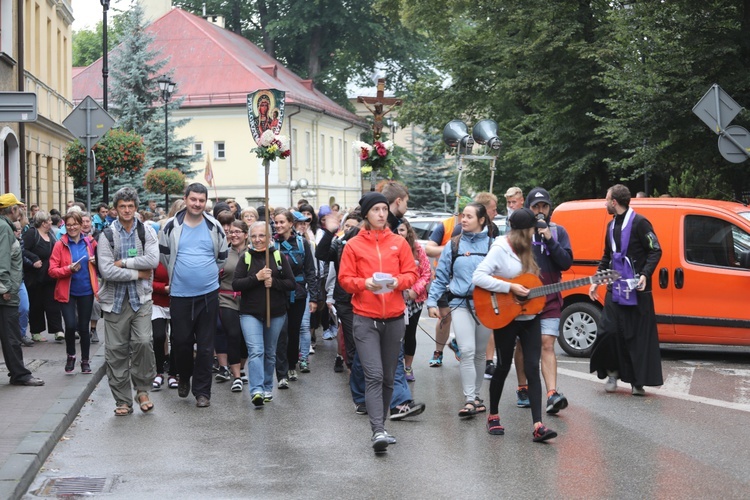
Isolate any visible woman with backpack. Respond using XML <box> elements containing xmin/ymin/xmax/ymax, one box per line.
<box><xmin>233</xmin><ymin>222</ymin><xmax>295</xmax><ymax>408</ymax></box>
<box><xmin>426</xmin><ymin>202</ymin><xmax>494</xmax><ymax>418</ymax></box>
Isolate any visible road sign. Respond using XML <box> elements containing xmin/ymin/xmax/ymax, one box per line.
<box><xmin>718</xmin><ymin>125</ymin><xmax>750</xmax><ymax>163</ymax></box>
<box><xmin>693</xmin><ymin>84</ymin><xmax>742</xmax><ymax>134</ymax></box>
<box><xmin>441</xmin><ymin>182</ymin><xmax>451</xmax><ymax>195</ymax></box>
<box><xmin>0</xmin><ymin>92</ymin><xmax>37</xmax><ymax>122</ymax></box>
<box><xmin>63</xmin><ymin>96</ymin><xmax>115</xmax><ymax>146</ymax></box>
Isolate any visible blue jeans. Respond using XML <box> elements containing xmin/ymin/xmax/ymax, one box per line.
<box><xmin>299</xmin><ymin>296</ymin><xmax>311</xmax><ymax>362</ymax></box>
<box><xmin>18</xmin><ymin>282</ymin><xmax>29</xmax><ymax>337</ymax></box>
<box><xmin>350</xmin><ymin>343</ymin><xmax>412</xmax><ymax>408</ymax></box>
<box><xmin>241</xmin><ymin>313</ymin><xmax>286</xmax><ymax>396</ymax></box>
<box><xmin>60</xmin><ymin>294</ymin><xmax>94</xmax><ymax>359</ymax></box>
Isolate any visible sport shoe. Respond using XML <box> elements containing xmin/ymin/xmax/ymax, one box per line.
<box><xmin>212</xmin><ymin>357</ymin><xmax>219</xmax><ymax>373</ymax></box>
<box><xmin>448</xmin><ymin>338</ymin><xmax>461</xmax><ymax>361</ymax></box>
<box><xmin>533</xmin><ymin>424</ymin><xmax>557</xmax><ymax>442</ymax></box>
<box><xmin>299</xmin><ymin>361</ymin><xmax>310</xmax><ymax>373</ymax></box>
<box><xmin>604</xmin><ymin>376</ymin><xmax>618</xmax><ymax>393</ymax></box>
<box><xmin>516</xmin><ymin>388</ymin><xmax>531</xmax><ymax>408</ymax></box>
<box><xmin>65</xmin><ymin>355</ymin><xmax>76</xmax><ymax>373</ymax></box>
<box><xmin>484</xmin><ymin>361</ymin><xmax>496</xmax><ymax>380</ymax></box>
<box><xmin>90</xmin><ymin>328</ymin><xmax>99</xmax><ymax>343</ymax></box>
<box><xmin>20</xmin><ymin>336</ymin><xmax>34</xmax><ymax>347</ymax></box>
<box><xmin>355</xmin><ymin>403</ymin><xmax>368</xmax><ymax>415</ymax></box>
<box><xmin>546</xmin><ymin>391</ymin><xmax>569</xmax><ymax>414</ymax></box>
<box><xmin>389</xmin><ymin>400</ymin><xmax>426</xmax><ymax>421</ymax></box>
<box><xmin>371</xmin><ymin>432</ymin><xmax>389</xmax><ymax>453</ymax></box>
<box><xmin>278</xmin><ymin>378</ymin><xmax>289</xmax><ymax>389</ymax></box>
<box><xmin>632</xmin><ymin>385</ymin><xmax>646</xmax><ymax>396</ymax></box>
<box><xmin>81</xmin><ymin>360</ymin><xmax>92</xmax><ymax>374</ymax></box>
<box><xmin>309</xmin><ymin>345</ymin><xmax>315</xmax><ymax>355</ymax></box>
<box><xmin>178</xmin><ymin>377</ymin><xmax>190</xmax><ymax>398</ymax></box>
<box><xmin>31</xmin><ymin>333</ymin><xmax>47</xmax><ymax>342</ymax></box>
<box><xmin>215</xmin><ymin>366</ymin><xmax>231</xmax><ymax>382</ymax></box>
<box><xmin>231</xmin><ymin>378</ymin><xmax>243</xmax><ymax>392</ymax></box>
<box><xmin>404</xmin><ymin>366</ymin><xmax>415</xmax><ymax>382</ymax></box>
<box><xmin>251</xmin><ymin>393</ymin><xmax>264</xmax><ymax>408</ymax></box>
<box><xmin>487</xmin><ymin>415</ymin><xmax>505</xmax><ymax>435</ymax></box>
<box><xmin>334</xmin><ymin>355</ymin><xmax>344</xmax><ymax>373</ymax></box>
<box><xmin>384</xmin><ymin>431</ymin><xmax>397</xmax><ymax>445</ymax></box>
<box><xmin>263</xmin><ymin>393</ymin><xmax>274</xmax><ymax>403</ymax></box>
<box><xmin>429</xmin><ymin>351</ymin><xmax>443</xmax><ymax>367</ymax></box>
<box><xmin>289</xmin><ymin>369</ymin><xmax>298</xmax><ymax>381</ymax></box>
<box><xmin>55</xmin><ymin>331</ymin><xmax>65</xmax><ymax>342</ymax></box>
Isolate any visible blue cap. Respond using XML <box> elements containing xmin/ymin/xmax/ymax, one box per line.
<box><xmin>291</xmin><ymin>210</ymin><xmax>311</xmax><ymax>222</ymax></box>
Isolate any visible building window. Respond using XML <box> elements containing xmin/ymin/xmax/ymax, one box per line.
<box><xmin>0</xmin><ymin>0</ymin><xmax>14</xmax><ymax>57</ymax></box>
<box><xmin>214</xmin><ymin>141</ymin><xmax>225</xmax><ymax>160</ymax></box>
<box><xmin>305</xmin><ymin>131</ymin><xmax>311</xmax><ymax>171</ymax></box>
<box><xmin>193</xmin><ymin>142</ymin><xmax>203</xmax><ymax>157</ymax></box>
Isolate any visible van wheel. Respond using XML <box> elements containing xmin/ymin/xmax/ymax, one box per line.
<box><xmin>558</xmin><ymin>302</ymin><xmax>601</xmax><ymax>357</ymax></box>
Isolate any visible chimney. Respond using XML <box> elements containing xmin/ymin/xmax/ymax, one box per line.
<box><xmin>260</xmin><ymin>65</ymin><xmax>278</xmax><ymax>79</ymax></box>
<box><xmin>301</xmin><ymin>80</ymin><xmax>314</xmax><ymax>91</ymax></box>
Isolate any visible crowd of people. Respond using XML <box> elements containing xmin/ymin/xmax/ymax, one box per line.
<box><xmin>0</xmin><ymin>180</ymin><xmax>663</xmax><ymax>453</ymax></box>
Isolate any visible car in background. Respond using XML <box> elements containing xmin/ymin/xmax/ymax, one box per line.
<box><xmin>405</xmin><ymin>212</ymin><xmax>507</xmax><ymax>249</ymax></box>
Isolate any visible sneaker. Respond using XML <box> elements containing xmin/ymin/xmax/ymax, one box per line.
<box><xmin>55</xmin><ymin>332</ymin><xmax>65</xmax><ymax>342</ymax></box>
<box><xmin>404</xmin><ymin>366</ymin><xmax>415</xmax><ymax>382</ymax></box>
<box><xmin>64</xmin><ymin>355</ymin><xmax>76</xmax><ymax>373</ymax></box>
<box><xmin>632</xmin><ymin>385</ymin><xmax>646</xmax><ymax>396</ymax></box>
<box><xmin>299</xmin><ymin>360</ymin><xmax>310</xmax><ymax>373</ymax></box>
<box><xmin>240</xmin><ymin>372</ymin><xmax>248</xmax><ymax>384</ymax></box>
<box><xmin>212</xmin><ymin>357</ymin><xmax>219</xmax><ymax>373</ymax></box>
<box><xmin>289</xmin><ymin>369</ymin><xmax>298</xmax><ymax>381</ymax></box>
<box><xmin>251</xmin><ymin>393</ymin><xmax>264</xmax><ymax>408</ymax></box>
<box><xmin>263</xmin><ymin>393</ymin><xmax>274</xmax><ymax>403</ymax></box>
<box><xmin>389</xmin><ymin>400</ymin><xmax>426</xmax><ymax>421</ymax></box>
<box><xmin>604</xmin><ymin>376</ymin><xmax>618</xmax><ymax>393</ymax></box>
<box><xmin>75</xmin><ymin>331</ymin><xmax>80</xmax><ymax>339</ymax></box>
<box><xmin>334</xmin><ymin>355</ymin><xmax>344</xmax><ymax>373</ymax></box>
<box><xmin>354</xmin><ymin>403</ymin><xmax>368</xmax><ymax>415</ymax></box>
<box><xmin>309</xmin><ymin>345</ymin><xmax>315</xmax><ymax>355</ymax></box>
<box><xmin>215</xmin><ymin>366</ymin><xmax>231</xmax><ymax>382</ymax></box>
<box><xmin>231</xmin><ymin>378</ymin><xmax>243</xmax><ymax>392</ymax></box>
<box><xmin>448</xmin><ymin>338</ymin><xmax>461</xmax><ymax>361</ymax></box>
<box><xmin>516</xmin><ymin>388</ymin><xmax>531</xmax><ymax>408</ymax></box>
<box><xmin>487</xmin><ymin>415</ymin><xmax>505</xmax><ymax>435</ymax></box>
<box><xmin>278</xmin><ymin>378</ymin><xmax>289</xmax><ymax>389</ymax></box>
<box><xmin>81</xmin><ymin>359</ymin><xmax>92</xmax><ymax>374</ymax></box>
<box><xmin>178</xmin><ymin>377</ymin><xmax>190</xmax><ymax>398</ymax></box>
<box><xmin>20</xmin><ymin>336</ymin><xmax>34</xmax><ymax>347</ymax></box>
<box><xmin>371</xmin><ymin>432</ymin><xmax>389</xmax><ymax>453</ymax></box>
<box><xmin>546</xmin><ymin>391</ymin><xmax>569</xmax><ymax>414</ymax></box>
<box><xmin>484</xmin><ymin>361</ymin><xmax>496</xmax><ymax>380</ymax></box>
<box><xmin>428</xmin><ymin>351</ymin><xmax>443</xmax><ymax>367</ymax></box>
<box><xmin>532</xmin><ymin>424</ymin><xmax>558</xmax><ymax>442</ymax></box>
<box><xmin>384</xmin><ymin>431</ymin><xmax>397</xmax><ymax>445</ymax></box>
<box><xmin>90</xmin><ymin>328</ymin><xmax>99</xmax><ymax>344</ymax></box>
<box><xmin>31</xmin><ymin>333</ymin><xmax>47</xmax><ymax>343</ymax></box>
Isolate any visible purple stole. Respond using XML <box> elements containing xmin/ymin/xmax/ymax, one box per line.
<box><xmin>610</xmin><ymin>209</ymin><xmax>638</xmax><ymax>306</ymax></box>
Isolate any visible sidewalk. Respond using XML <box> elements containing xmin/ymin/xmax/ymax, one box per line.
<box><xmin>0</xmin><ymin>333</ymin><xmax>106</xmax><ymax>500</ymax></box>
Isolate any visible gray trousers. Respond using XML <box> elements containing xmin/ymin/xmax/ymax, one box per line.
<box><xmin>352</xmin><ymin>313</ymin><xmax>404</xmax><ymax>434</ymax></box>
<box><xmin>103</xmin><ymin>300</ymin><xmax>156</xmax><ymax>407</ymax></box>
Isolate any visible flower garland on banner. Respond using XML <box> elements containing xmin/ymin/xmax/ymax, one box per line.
<box><xmin>353</xmin><ymin>140</ymin><xmax>395</xmax><ymax>179</ymax></box>
<box><xmin>253</xmin><ymin>130</ymin><xmax>291</xmax><ymax>161</ymax></box>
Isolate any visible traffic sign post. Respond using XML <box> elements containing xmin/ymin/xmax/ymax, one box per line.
<box><xmin>441</xmin><ymin>181</ymin><xmax>451</xmax><ymax>212</ymax></box>
<box><xmin>63</xmin><ymin>96</ymin><xmax>115</xmax><ymax>212</ymax></box>
<box><xmin>693</xmin><ymin>84</ymin><xmax>750</xmax><ymax>163</ymax></box>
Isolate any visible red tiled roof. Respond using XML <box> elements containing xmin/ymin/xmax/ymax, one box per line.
<box><xmin>73</xmin><ymin>8</ymin><xmax>364</xmax><ymax>126</ymax></box>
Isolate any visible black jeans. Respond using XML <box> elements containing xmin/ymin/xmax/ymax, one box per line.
<box><xmin>170</xmin><ymin>290</ymin><xmax>219</xmax><ymax>399</ymax></box>
<box><xmin>276</xmin><ymin>296</ymin><xmax>306</xmax><ymax>379</ymax></box>
<box><xmin>0</xmin><ymin>305</ymin><xmax>32</xmax><ymax>383</ymax></box>
<box><xmin>403</xmin><ymin>311</ymin><xmax>421</xmax><ymax>357</ymax></box>
<box><xmin>59</xmin><ymin>294</ymin><xmax>94</xmax><ymax>359</ymax></box>
<box><xmin>27</xmin><ymin>281</ymin><xmax>63</xmax><ymax>334</ymax></box>
<box><xmin>219</xmin><ymin>308</ymin><xmax>246</xmax><ymax>365</ymax></box>
<box><xmin>335</xmin><ymin>301</ymin><xmax>355</xmax><ymax>367</ymax></box>
<box><xmin>152</xmin><ymin>317</ymin><xmax>168</xmax><ymax>374</ymax></box>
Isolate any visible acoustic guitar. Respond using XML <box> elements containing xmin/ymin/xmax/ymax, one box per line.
<box><xmin>473</xmin><ymin>270</ymin><xmax>621</xmax><ymax>329</ymax></box>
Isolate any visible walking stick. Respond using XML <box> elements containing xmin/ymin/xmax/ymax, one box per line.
<box><xmin>264</xmin><ymin>158</ymin><xmax>271</xmax><ymax>327</ymax></box>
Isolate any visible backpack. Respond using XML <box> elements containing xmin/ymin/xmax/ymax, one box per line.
<box><xmin>449</xmin><ymin>232</ymin><xmax>493</xmax><ymax>281</ymax></box>
<box><xmin>95</xmin><ymin>220</ymin><xmax>146</xmax><ymax>276</ymax></box>
<box><xmin>277</xmin><ymin>234</ymin><xmax>306</xmax><ymax>267</ymax></box>
<box><xmin>244</xmin><ymin>248</ymin><xmax>283</xmax><ymax>272</ymax></box>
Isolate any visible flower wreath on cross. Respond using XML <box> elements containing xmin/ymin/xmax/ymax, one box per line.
<box><xmin>353</xmin><ymin>140</ymin><xmax>395</xmax><ymax>180</ymax></box>
<box><xmin>253</xmin><ymin>130</ymin><xmax>291</xmax><ymax>161</ymax></box>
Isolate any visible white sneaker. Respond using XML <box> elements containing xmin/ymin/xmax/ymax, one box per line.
<box><xmin>371</xmin><ymin>432</ymin><xmax>388</xmax><ymax>453</ymax></box>
<box><xmin>632</xmin><ymin>385</ymin><xmax>645</xmax><ymax>396</ymax></box>
<box><xmin>604</xmin><ymin>376</ymin><xmax>618</xmax><ymax>393</ymax></box>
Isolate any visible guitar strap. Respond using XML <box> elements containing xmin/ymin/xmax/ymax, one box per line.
<box><xmin>610</xmin><ymin>208</ymin><xmax>637</xmax><ymax>306</ymax></box>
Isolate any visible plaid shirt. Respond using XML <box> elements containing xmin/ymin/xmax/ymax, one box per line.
<box><xmin>111</xmin><ymin>220</ymin><xmax>141</xmax><ymax>314</ymax></box>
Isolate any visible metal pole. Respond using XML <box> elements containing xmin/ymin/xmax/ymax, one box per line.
<box><xmin>102</xmin><ymin>3</ymin><xmax>109</xmax><ymax>111</ymax></box>
<box><xmin>454</xmin><ymin>155</ymin><xmax>464</xmax><ymax>215</ymax></box>
<box><xmin>164</xmin><ymin>97</ymin><xmax>169</xmax><ymax>171</ymax></box>
<box><xmin>85</xmin><ymin>105</ymin><xmax>92</xmax><ymax>213</ymax></box>
<box><xmin>488</xmin><ymin>157</ymin><xmax>497</xmax><ymax>194</ymax></box>
<box><xmin>264</xmin><ymin>159</ymin><xmax>271</xmax><ymax>327</ymax></box>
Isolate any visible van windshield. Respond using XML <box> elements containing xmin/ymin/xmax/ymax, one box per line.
<box><xmin>740</xmin><ymin>212</ymin><xmax>750</xmax><ymax>222</ymax></box>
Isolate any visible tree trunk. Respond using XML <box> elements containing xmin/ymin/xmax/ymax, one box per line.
<box><xmin>307</xmin><ymin>26</ymin><xmax>323</xmax><ymax>80</ymax></box>
<box><xmin>256</xmin><ymin>0</ymin><xmax>275</xmax><ymax>57</ymax></box>
<box><xmin>230</xmin><ymin>0</ymin><xmax>242</xmax><ymax>34</ymax></box>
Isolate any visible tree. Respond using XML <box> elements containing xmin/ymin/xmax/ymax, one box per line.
<box><xmin>144</xmin><ymin>168</ymin><xmax>187</xmax><ymax>209</ymax></box>
<box><xmin>399</xmin><ymin>129</ymin><xmax>454</xmax><ymax>212</ymax></box>
<box><xmin>72</xmin><ymin>14</ymin><xmax>128</xmax><ymax>67</ymax></box>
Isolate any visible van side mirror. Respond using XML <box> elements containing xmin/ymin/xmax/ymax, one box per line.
<box><xmin>739</xmin><ymin>250</ymin><xmax>750</xmax><ymax>269</ymax></box>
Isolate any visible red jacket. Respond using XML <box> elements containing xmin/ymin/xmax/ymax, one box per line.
<box><xmin>48</xmin><ymin>234</ymin><xmax>98</xmax><ymax>303</ymax></box>
<box><xmin>339</xmin><ymin>228</ymin><xmax>418</xmax><ymax>319</ymax></box>
<box><xmin>152</xmin><ymin>262</ymin><xmax>170</xmax><ymax>308</ymax></box>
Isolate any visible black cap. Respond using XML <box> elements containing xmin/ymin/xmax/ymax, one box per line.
<box><xmin>508</xmin><ymin>208</ymin><xmax>543</xmax><ymax>230</ymax></box>
<box><xmin>359</xmin><ymin>192</ymin><xmax>388</xmax><ymax>218</ymax></box>
<box><xmin>525</xmin><ymin>187</ymin><xmax>552</xmax><ymax>208</ymax></box>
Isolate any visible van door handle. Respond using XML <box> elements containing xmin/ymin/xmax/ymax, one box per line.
<box><xmin>659</xmin><ymin>267</ymin><xmax>669</xmax><ymax>288</ymax></box>
<box><xmin>674</xmin><ymin>268</ymin><xmax>684</xmax><ymax>289</ymax></box>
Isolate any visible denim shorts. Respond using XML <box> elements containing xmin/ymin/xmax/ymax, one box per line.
<box><xmin>540</xmin><ymin>318</ymin><xmax>560</xmax><ymax>337</ymax></box>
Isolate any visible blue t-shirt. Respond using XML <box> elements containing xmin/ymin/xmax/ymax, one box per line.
<box><xmin>170</xmin><ymin>221</ymin><xmax>219</xmax><ymax>297</ymax></box>
<box><xmin>68</xmin><ymin>238</ymin><xmax>93</xmax><ymax>297</ymax></box>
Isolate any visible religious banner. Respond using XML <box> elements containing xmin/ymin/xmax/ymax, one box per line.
<box><xmin>247</xmin><ymin>89</ymin><xmax>286</xmax><ymax>145</ymax></box>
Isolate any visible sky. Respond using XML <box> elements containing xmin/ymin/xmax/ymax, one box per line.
<box><xmin>71</xmin><ymin>0</ymin><xmax>129</xmax><ymax>31</ymax></box>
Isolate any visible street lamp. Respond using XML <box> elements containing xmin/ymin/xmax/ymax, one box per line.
<box><xmin>289</xmin><ymin>178</ymin><xmax>309</xmax><ymax>206</ymax></box>
<box><xmin>157</xmin><ymin>76</ymin><xmax>176</xmax><ymax>206</ymax></box>
<box><xmin>100</xmin><ymin>0</ymin><xmax>110</xmax><ymax>111</ymax></box>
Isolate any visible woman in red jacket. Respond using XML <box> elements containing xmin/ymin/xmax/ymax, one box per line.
<box><xmin>48</xmin><ymin>212</ymin><xmax>98</xmax><ymax>374</ymax></box>
<box><xmin>338</xmin><ymin>192</ymin><xmax>418</xmax><ymax>453</ymax></box>
<box><xmin>151</xmin><ymin>262</ymin><xmax>171</xmax><ymax>389</ymax></box>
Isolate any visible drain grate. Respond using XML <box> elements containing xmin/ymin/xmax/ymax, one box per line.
<box><xmin>35</xmin><ymin>476</ymin><xmax>115</xmax><ymax>496</ymax></box>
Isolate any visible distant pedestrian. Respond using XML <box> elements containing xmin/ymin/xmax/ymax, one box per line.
<box><xmin>97</xmin><ymin>187</ymin><xmax>159</xmax><ymax>416</ymax></box>
<box><xmin>159</xmin><ymin>183</ymin><xmax>228</xmax><ymax>408</ymax></box>
<box><xmin>0</xmin><ymin>193</ymin><xmax>44</xmax><ymax>386</ymax></box>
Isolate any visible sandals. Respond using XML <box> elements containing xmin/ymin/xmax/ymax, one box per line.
<box><xmin>231</xmin><ymin>378</ymin><xmax>243</xmax><ymax>392</ymax></box>
<box><xmin>458</xmin><ymin>401</ymin><xmax>477</xmax><ymax>418</ymax></box>
<box><xmin>114</xmin><ymin>404</ymin><xmax>133</xmax><ymax>416</ymax></box>
<box><xmin>168</xmin><ymin>376</ymin><xmax>178</xmax><ymax>389</ymax></box>
<box><xmin>152</xmin><ymin>375</ymin><xmax>164</xmax><ymax>390</ymax></box>
<box><xmin>135</xmin><ymin>391</ymin><xmax>154</xmax><ymax>413</ymax></box>
<box><xmin>474</xmin><ymin>398</ymin><xmax>487</xmax><ymax>413</ymax></box>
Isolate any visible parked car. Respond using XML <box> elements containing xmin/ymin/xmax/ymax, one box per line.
<box><xmin>551</xmin><ymin>197</ymin><xmax>750</xmax><ymax>357</ymax></box>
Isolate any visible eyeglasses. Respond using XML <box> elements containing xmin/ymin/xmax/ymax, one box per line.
<box><xmin>66</xmin><ymin>223</ymin><xmax>81</xmax><ymax>228</ymax></box>
<box><xmin>228</xmin><ymin>230</ymin><xmax>246</xmax><ymax>235</ymax></box>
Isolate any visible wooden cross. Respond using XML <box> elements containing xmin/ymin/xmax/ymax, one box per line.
<box><xmin>357</xmin><ymin>78</ymin><xmax>402</xmax><ymax>141</ymax></box>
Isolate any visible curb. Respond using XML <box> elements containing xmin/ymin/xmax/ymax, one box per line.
<box><xmin>0</xmin><ymin>350</ymin><xmax>106</xmax><ymax>500</ymax></box>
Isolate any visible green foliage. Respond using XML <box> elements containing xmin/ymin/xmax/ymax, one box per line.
<box><xmin>72</xmin><ymin>15</ymin><xmax>127</xmax><ymax>67</ymax></box>
<box><xmin>65</xmin><ymin>129</ymin><xmax>146</xmax><ymax>186</ymax></box>
<box><xmin>399</xmin><ymin>129</ymin><xmax>455</xmax><ymax>212</ymax></box>
<box><xmin>144</xmin><ymin>168</ymin><xmax>186</xmax><ymax>195</ymax></box>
